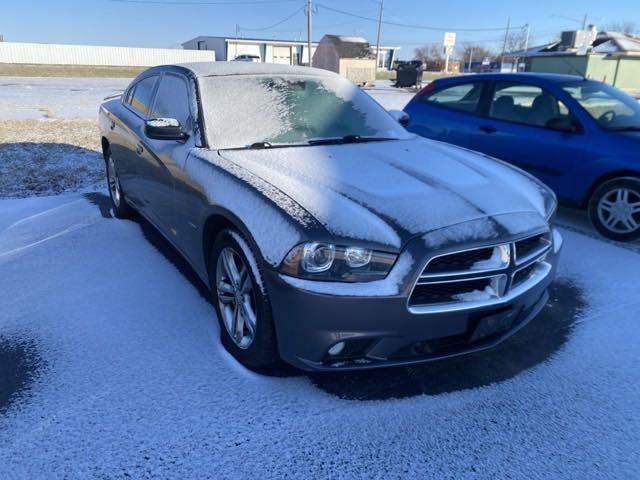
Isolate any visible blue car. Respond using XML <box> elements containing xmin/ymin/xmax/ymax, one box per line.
<box><xmin>403</xmin><ymin>73</ymin><xmax>640</xmax><ymax>241</ymax></box>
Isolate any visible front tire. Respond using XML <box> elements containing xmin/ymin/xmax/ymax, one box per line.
<box><xmin>588</xmin><ymin>177</ymin><xmax>640</xmax><ymax>242</ymax></box>
<box><xmin>209</xmin><ymin>229</ymin><xmax>279</xmax><ymax>369</ymax></box>
<box><xmin>105</xmin><ymin>152</ymin><xmax>132</xmax><ymax>219</ymax></box>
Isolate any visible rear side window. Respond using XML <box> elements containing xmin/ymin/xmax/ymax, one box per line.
<box><xmin>150</xmin><ymin>74</ymin><xmax>192</xmax><ymax>131</ymax></box>
<box><xmin>128</xmin><ymin>76</ymin><xmax>158</xmax><ymax>117</ymax></box>
<box><xmin>423</xmin><ymin>82</ymin><xmax>484</xmax><ymax>114</ymax></box>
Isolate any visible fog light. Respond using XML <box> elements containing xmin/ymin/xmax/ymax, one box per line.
<box><xmin>328</xmin><ymin>341</ymin><xmax>346</xmax><ymax>356</ymax></box>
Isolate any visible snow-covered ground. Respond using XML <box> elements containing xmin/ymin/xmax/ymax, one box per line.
<box><xmin>0</xmin><ymin>193</ymin><xmax>639</xmax><ymax>478</ymax></box>
<box><xmin>1</xmin><ymin>76</ymin><xmax>639</xmax><ymax>478</ymax></box>
<box><xmin>0</xmin><ymin>76</ymin><xmax>129</xmax><ymax>119</ymax></box>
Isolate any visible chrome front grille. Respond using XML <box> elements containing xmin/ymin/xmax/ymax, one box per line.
<box><xmin>409</xmin><ymin>231</ymin><xmax>552</xmax><ymax>314</ymax></box>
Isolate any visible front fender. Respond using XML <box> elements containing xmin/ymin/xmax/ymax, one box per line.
<box><xmin>186</xmin><ymin>149</ymin><xmax>327</xmax><ymax>269</ymax></box>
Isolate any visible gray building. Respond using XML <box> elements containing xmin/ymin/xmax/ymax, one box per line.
<box><xmin>182</xmin><ymin>35</ymin><xmax>399</xmax><ymax>70</ymax></box>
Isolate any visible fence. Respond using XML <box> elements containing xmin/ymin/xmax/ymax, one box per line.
<box><xmin>0</xmin><ymin>42</ymin><xmax>215</xmax><ymax>67</ymax></box>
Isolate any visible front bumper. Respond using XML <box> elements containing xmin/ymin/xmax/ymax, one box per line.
<box><xmin>265</xmin><ymin>228</ymin><xmax>563</xmax><ymax>372</ymax></box>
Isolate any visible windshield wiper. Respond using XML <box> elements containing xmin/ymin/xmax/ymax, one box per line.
<box><xmin>308</xmin><ymin>135</ymin><xmax>397</xmax><ymax>146</ymax></box>
<box><xmin>248</xmin><ymin>141</ymin><xmax>273</xmax><ymax>149</ymax></box>
<box><xmin>222</xmin><ymin>141</ymin><xmax>308</xmax><ymax>151</ymax></box>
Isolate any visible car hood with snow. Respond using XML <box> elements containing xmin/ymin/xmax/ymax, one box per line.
<box><xmin>215</xmin><ymin>137</ymin><xmax>554</xmax><ymax>250</ymax></box>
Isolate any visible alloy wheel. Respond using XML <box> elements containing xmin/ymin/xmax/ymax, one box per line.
<box><xmin>107</xmin><ymin>157</ymin><xmax>121</xmax><ymax>208</ymax></box>
<box><xmin>597</xmin><ymin>187</ymin><xmax>640</xmax><ymax>235</ymax></box>
<box><xmin>215</xmin><ymin>247</ymin><xmax>258</xmax><ymax>349</ymax></box>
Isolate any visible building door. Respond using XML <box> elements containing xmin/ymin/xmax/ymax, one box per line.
<box><xmin>272</xmin><ymin>46</ymin><xmax>292</xmax><ymax>64</ymax></box>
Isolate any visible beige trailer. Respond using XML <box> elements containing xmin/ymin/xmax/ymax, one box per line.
<box><xmin>312</xmin><ymin>35</ymin><xmax>377</xmax><ymax>86</ymax></box>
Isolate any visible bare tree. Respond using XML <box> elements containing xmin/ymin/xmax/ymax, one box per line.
<box><xmin>460</xmin><ymin>43</ymin><xmax>495</xmax><ymax>63</ymax></box>
<box><xmin>505</xmin><ymin>28</ymin><xmax>529</xmax><ymax>54</ymax></box>
<box><xmin>413</xmin><ymin>44</ymin><xmax>445</xmax><ymax>71</ymax></box>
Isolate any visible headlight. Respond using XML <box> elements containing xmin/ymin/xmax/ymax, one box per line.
<box><xmin>541</xmin><ymin>187</ymin><xmax>558</xmax><ymax>221</ymax></box>
<box><xmin>280</xmin><ymin>242</ymin><xmax>397</xmax><ymax>282</ymax></box>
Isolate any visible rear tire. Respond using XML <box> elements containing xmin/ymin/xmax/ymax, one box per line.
<box><xmin>105</xmin><ymin>151</ymin><xmax>132</xmax><ymax>219</ymax></box>
<box><xmin>588</xmin><ymin>177</ymin><xmax>640</xmax><ymax>242</ymax></box>
<box><xmin>209</xmin><ymin>229</ymin><xmax>279</xmax><ymax>369</ymax></box>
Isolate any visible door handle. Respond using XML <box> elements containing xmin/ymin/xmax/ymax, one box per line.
<box><xmin>109</xmin><ymin>121</ymin><xmax>116</xmax><ymax>131</ymax></box>
<box><xmin>136</xmin><ymin>144</ymin><xmax>144</xmax><ymax>155</ymax></box>
<box><xmin>479</xmin><ymin>125</ymin><xmax>497</xmax><ymax>134</ymax></box>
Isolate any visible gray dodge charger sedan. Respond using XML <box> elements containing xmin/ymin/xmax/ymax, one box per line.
<box><xmin>99</xmin><ymin>62</ymin><xmax>562</xmax><ymax>371</ymax></box>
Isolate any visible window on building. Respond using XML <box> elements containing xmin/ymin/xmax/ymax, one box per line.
<box><xmin>149</xmin><ymin>74</ymin><xmax>192</xmax><ymax>131</ymax></box>
<box><xmin>197</xmin><ymin>41</ymin><xmax>207</xmax><ymax>50</ymax></box>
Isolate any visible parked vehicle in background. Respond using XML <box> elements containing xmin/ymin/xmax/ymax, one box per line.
<box><xmin>99</xmin><ymin>63</ymin><xmax>561</xmax><ymax>371</ymax></box>
<box><xmin>233</xmin><ymin>54</ymin><xmax>261</xmax><ymax>62</ymax></box>
<box><xmin>403</xmin><ymin>73</ymin><xmax>640</xmax><ymax>241</ymax></box>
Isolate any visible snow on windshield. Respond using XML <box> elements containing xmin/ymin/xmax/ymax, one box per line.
<box><xmin>198</xmin><ymin>74</ymin><xmax>411</xmax><ymax>149</ymax></box>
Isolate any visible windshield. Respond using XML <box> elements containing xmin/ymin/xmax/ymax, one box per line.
<box><xmin>199</xmin><ymin>74</ymin><xmax>412</xmax><ymax>149</ymax></box>
<box><xmin>560</xmin><ymin>81</ymin><xmax>640</xmax><ymax>131</ymax></box>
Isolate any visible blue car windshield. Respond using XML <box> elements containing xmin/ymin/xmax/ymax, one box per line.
<box><xmin>561</xmin><ymin>81</ymin><xmax>640</xmax><ymax>131</ymax></box>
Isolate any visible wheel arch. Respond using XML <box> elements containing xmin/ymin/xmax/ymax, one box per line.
<box><xmin>101</xmin><ymin>137</ymin><xmax>110</xmax><ymax>160</ymax></box>
<box><xmin>581</xmin><ymin>170</ymin><xmax>640</xmax><ymax>208</ymax></box>
<box><xmin>201</xmin><ymin>208</ymin><xmax>267</xmax><ymax>282</ymax></box>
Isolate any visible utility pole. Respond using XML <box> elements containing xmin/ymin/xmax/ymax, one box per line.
<box><xmin>521</xmin><ymin>24</ymin><xmax>530</xmax><ymax>72</ymax></box>
<box><xmin>468</xmin><ymin>49</ymin><xmax>473</xmax><ymax>73</ymax></box>
<box><xmin>375</xmin><ymin>0</ymin><xmax>384</xmax><ymax>70</ymax></box>
<box><xmin>500</xmin><ymin>17</ymin><xmax>511</xmax><ymax>72</ymax></box>
<box><xmin>306</xmin><ymin>0</ymin><xmax>312</xmax><ymax>66</ymax></box>
<box><xmin>581</xmin><ymin>14</ymin><xmax>588</xmax><ymax>30</ymax></box>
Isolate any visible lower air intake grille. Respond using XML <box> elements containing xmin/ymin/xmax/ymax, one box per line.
<box><xmin>409</xmin><ymin>278</ymin><xmax>492</xmax><ymax>306</ymax></box>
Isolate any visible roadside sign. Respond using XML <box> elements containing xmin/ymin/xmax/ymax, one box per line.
<box><xmin>443</xmin><ymin>32</ymin><xmax>457</xmax><ymax>47</ymax></box>
<box><xmin>482</xmin><ymin>56</ymin><xmax>491</xmax><ymax>66</ymax></box>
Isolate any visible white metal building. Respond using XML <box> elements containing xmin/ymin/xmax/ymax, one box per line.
<box><xmin>0</xmin><ymin>42</ymin><xmax>215</xmax><ymax>66</ymax></box>
<box><xmin>182</xmin><ymin>36</ymin><xmax>399</xmax><ymax>70</ymax></box>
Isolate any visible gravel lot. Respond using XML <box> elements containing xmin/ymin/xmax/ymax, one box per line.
<box><xmin>0</xmin><ymin>119</ymin><xmax>104</xmax><ymax>198</ymax></box>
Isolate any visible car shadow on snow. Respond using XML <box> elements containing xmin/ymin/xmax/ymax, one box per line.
<box><xmin>83</xmin><ymin>193</ymin><xmax>212</xmax><ymax>302</ymax></box>
<box><xmin>85</xmin><ymin>193</ymin><xmax>587</xmax><ymax>400</ymax></box>
<box><xmin>0</xmin><ymin>338</ymin><xmax>43</xmax><ymax>414</ymax></box>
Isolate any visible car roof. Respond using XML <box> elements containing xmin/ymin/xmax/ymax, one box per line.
<box><xmin>172</xmin><ymin>61</ymin><xmax>338</xmax><ymax>78</ymax></box>
<box><xmin>435</xmin><ymin>72</ymin><xmax>588</xmax><ymax>85</ymax></box>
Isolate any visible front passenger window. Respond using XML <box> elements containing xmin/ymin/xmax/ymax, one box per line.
<box><xmin>149</xmin><ymin>75</ymin><xmax>192</xmax><ymax>131</ymax></box>
<box><xmin>490</xmin><ymin>82</ymin><xmax>571</xmax><ymax>130</ymax></box>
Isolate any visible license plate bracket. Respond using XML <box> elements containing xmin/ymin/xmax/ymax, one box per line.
<box><xmin>470</xmin><ymin>308</ymin><xmax>517</xmax><ymax>343</ymax></box>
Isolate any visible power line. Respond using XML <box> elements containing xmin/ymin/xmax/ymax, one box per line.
<box><xmin>239</xmin><ymin>5</ymin><xmax>305</xmax><ymax>31</ymax></box>
<box><xmin>316</xmin><ymin>3</ymin><xmax>526</xmax><ymax>32</ymax></box>
<box><xmin>108</xmin><ymin>0</ymin><xmax>299</xmax><ymax>6</ymax></box>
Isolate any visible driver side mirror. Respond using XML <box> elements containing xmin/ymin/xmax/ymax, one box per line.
<box><xmin>388</xmin><ymin>109</ymin><xmax>410</xmax><ymax>127</ymax></box>
<box><xmin>546</xmin><ymin>116</ymin><xmax>581</xmax><ymax>133</ymax></box>
<box><xmin>145</xmin><ymin>118</ymin><xmax>188</xmax><ymax>141</ymax></box>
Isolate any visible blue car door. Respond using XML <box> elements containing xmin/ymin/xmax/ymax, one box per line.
<box><xmin>468</xmin><ymin>80</ymin><xmax>593</xmax><ymax>196</ymax></box>
<box><xmin>404</xmin><ymin>80</ymin><xmax>488</xmax><ymax>149</ymax></box>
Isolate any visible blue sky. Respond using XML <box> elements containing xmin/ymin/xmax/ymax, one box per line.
<box><xmin>2</xmin><ymin>0</ymin><xmax>639</xmax><ymax>58</ymax></box>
